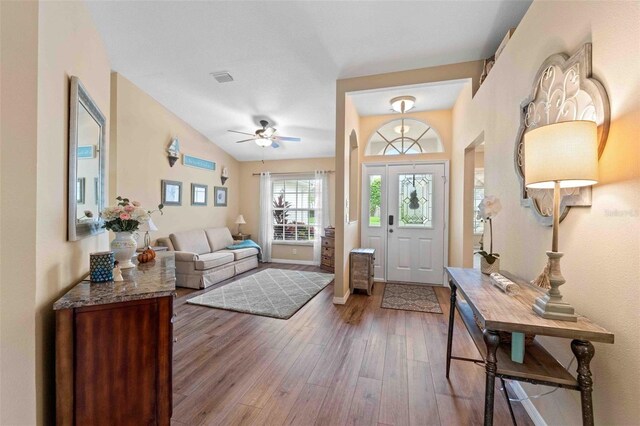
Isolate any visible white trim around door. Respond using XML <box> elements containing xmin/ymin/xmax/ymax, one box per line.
<box><xmin>361</xmin><ymin>161</ymin><xmax>450</xmax><ymax>286</ymax></box>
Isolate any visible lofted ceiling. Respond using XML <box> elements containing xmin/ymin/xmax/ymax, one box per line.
<box><xmin>87</xmin><ymin>0</ymin><xmax>531</xmax><ymax>161</ymax></box>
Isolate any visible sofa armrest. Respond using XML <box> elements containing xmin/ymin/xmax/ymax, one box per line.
<box><xmin>174</xmin><ymin>251</ymin><xmax>199</xmax><ymax>262</ymax></box>
<box><xmin>156</xmin><ymin>237</ymin><xmax>175</xmax><ymax>251</ymax></box>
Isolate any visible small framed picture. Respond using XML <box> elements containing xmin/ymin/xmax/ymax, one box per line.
<box><xmin>162</xmin><ymin>180</ymin><xmax>182</xmax><ymax>206</ymax></box>
<box><xmin>214</xmin><ymin>186</ymin><xmax>227</xmax><ymax>207</ymax></box>
<box><xmin>191</xmin><ymin>183</ymin><xmax>208</xmax><ymax>206</ymax></box>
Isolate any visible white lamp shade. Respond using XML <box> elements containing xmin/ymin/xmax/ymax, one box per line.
<box><xmin>235</xmin><ymin>214</ymin><xmax>246</xmax><ymax>225</ymax></box>
<box><xmin>255</xmin><ymin>138</ymin><xmax>272</xmax><ymax>147</ymax></box>
<box><xmin>524</xmin><ymin>121</ymin><xmax>598</xmax><ymax>189</ymax></box>
<box><xmin>138</xmin><ymin>217</ymin><xmax>158</xmax><ymax>232</ymax></box>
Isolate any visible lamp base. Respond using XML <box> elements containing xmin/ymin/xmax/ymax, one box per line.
<box><xmin>531</xmin><ymin>251</ymin><xmax>577</xmax><ymax>322</ymax></box>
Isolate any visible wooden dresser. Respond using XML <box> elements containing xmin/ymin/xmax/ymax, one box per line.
<box><xmin>320</xmin><ymin>235</ymin><xmax>335</xmax><ymax>272</ymax></box>
<box><xmin>350</xmin><ymin>248</ymin><xmax>375</xmax><ymax>295</ymax></box>
<box><xmin>54</xmin><ymin>252</ymin><xmax>176</xmax><ymax>425</ymax></box>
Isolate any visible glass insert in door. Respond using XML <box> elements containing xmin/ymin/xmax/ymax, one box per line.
<box><xmin>398</xmin><ymin>173</ymin><xmax>433</xmax><ymax>227</ymax></box>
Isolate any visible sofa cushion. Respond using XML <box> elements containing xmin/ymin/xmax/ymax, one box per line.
<box><xmin>194</xmin><ymin>252</ymin><xmax>234</xmax><ymax>271</ymax></box>
<box><xmin>170</xmin><ymin>229</ymin><xmax>211</xmax><ymax>255</ymax></box>
<box><xmin>220</xmin><ymin>247</ymin><xmax>259</xmax><ymax>261</ymax></box>
<box><xmin>204</xmin><ymin>227</ymin><xmax>234</xmax><ymax>252</ymax></box>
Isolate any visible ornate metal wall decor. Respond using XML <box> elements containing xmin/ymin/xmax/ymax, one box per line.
<box><xmin>514</xmin><ymin>43</ymin><xmax>610</xmax><ymax>226</ymax></box>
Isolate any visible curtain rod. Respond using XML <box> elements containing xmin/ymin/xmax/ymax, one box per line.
<box><xmin>251</xmin><ymin>170</ymin><xmax>334</xmax><ymax>176</ymax></box>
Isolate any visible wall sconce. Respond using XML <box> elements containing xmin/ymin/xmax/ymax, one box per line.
<box><xmin>221</xmin><ymin>166</ymin><xmax>229</xmax><ymax>185</ymax></box>
<box><xmin>167</xmin><ymin>137</ymin><xmax>180</xmax><ymax>167</ymax></box>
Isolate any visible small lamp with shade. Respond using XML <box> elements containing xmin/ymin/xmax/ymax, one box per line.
<box><xmin>524</xmin><ymin>120</ymin><xmax>598</xmax><ymax>321</ymax></box>
<box><xmin>138</xmin><ymin>217</ymin><xmax>158</xmax><ymax>248</ymax></box>
<box><xmin>235</xmin><ymin>214</ymin><xmax>246</xmax><ymax>235</ymax></box>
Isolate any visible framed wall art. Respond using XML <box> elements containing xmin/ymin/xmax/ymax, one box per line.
<box><xmin>161</xmin><ymin>180</ymin><xmax>182</xmax><ymax>206</ymax></box>
<box><xmin>191</xmin><ymin>183</ymin><xmax>208</xmax><ymax>206</ymax></box>
<box><xmin>214</xmin><ymin>186</ymin><xmax>227</xmax><ymax>207</ymax></box>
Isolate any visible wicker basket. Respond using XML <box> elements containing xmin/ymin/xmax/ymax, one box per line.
<box><xmin>480</xmin><ymin>256</ymin><xmax>500</xmax><ymax>275</ymax></box>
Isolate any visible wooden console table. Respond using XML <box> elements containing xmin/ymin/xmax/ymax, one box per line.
<box><xmin>444</xmin><ymin>267</ymin><xmax>614</xmax><ymax>426</ymax></box>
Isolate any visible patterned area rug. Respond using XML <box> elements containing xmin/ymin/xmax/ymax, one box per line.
<box><xmin>381</xmin><ymin>283</ymin><xmax>443</xmax><ymax>314</ymax></box>
<box><xmin>187</xmin><ymin>269</ymin><xmax>335</xmax><ymax>319</ymax></box>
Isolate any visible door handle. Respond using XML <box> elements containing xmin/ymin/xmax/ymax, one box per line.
<box><xmin>389</xmin><ymin>229</ymin><xmax>394</xmax><ymax>233</ymax></box>
<box><xmin>388</xmin><ymin>215</ymin><xmax>394</xmax><ymax>226</ymax></box>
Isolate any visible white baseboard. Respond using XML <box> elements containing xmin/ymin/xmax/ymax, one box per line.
<box><xmin>332</xmin><ymin>291</ymin><xmax>350</xmax><ymax>305</ymax></box>
<box><xmin>270</xmin><ymin>258</ymin><xmax>317</xmax><ymax>266</ymax></box>
<box><xmin>510</xmin><ymin>381</ymin><xmax>547</xmax><ymax>426</ymax></box>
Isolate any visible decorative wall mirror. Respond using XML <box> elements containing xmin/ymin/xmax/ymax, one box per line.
<box><xmin>514</xmin><ymin>43</ymin><xmax>610</xmax><ymax>225</ymax></box>
<box><xmin>68</xmin><ymin>76</ymin><xmax>107</xmax><ymax>241</ymax></box>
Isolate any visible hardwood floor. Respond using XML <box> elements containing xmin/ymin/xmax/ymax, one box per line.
<box><xmin>172</xmin><ymin>263</ymin><xmax>533</xmax><ymax>426</ymax></box>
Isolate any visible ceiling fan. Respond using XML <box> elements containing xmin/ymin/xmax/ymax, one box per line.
<box><xmin>228</xmin><ymin>120</ymin><xmax>302</xmax><ymax>148</ymax></box>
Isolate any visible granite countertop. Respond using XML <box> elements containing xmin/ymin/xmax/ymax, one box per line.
<box><xmin>53</xmin><ymin>252</ymin><xmax>176</xmax><ymax>310</ymax></box>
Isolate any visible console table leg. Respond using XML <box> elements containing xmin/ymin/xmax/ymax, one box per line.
<box><xmin>483</xmin><ymin>329</ymin><xmax>500</xmax><ymax>426</ymax></box>
<box><xmin>446</xmin><ymin>281</ymin><xmax>457</xmax><ymax>378</ymax></box>
<box><xmin>571</xmin><ymin>339</ymin><xmax>595</xmax><ymax>426</ymax></box>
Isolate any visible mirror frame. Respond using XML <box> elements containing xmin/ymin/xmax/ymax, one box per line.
<box><xmin>68</xmin><ymin>76</ymin><xmax>107</xmax><ymax>241</ymax></box>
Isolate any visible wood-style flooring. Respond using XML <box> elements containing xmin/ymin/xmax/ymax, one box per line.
<box><xmin>172</xmin><ymin>263</ymin><xmax>533</xmax><ymax>426</ymax></box>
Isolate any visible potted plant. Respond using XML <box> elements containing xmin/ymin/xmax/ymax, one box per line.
<box><xmin>102</xmin><ymin>196</ymin><xmax>163</xmax><ymax>269</ymax></box>
<box><xmin>475</xmin><ymin>195</ymin><xmax>501</xmax><ymax>275</ymax></box>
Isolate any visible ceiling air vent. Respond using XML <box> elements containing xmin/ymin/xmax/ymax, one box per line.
<box><xmin>211</xmin><ymin>71</ymin><xmax>234</xmax><ymax>83</ymax></box>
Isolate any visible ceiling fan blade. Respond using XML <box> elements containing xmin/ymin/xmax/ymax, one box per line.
<box><xmin>235</xmin><ymin>138</ymin><xmax>255</xmax><ymax>143</ymax></box>
<box><xmin>274</xmin><ymin>136</ymin><xmax>302</xmax><ymax>142</ymax></box>
<box><xmin>228</xmin><ymin>130</ymin><xmax>255</xmax><ymax>136</ymax></box>
<box><xmin>271</xmin><ymin>141</ymin><xmax>280</xmax><ymax>148</ymax></box>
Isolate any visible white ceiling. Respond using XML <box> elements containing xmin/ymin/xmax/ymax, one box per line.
<box><xmin>86</xmin><ymin>0</ymin><xmax>531</xmax><ymax>161</ymax></box>
<box><xmin>349</xmin><ymin>79</ymin><xmax>469</xmax><ymax>117</ymax></box>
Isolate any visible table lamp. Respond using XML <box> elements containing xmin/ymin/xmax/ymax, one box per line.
<box><xmin>524</xmin><ymin>120</ymin><xmax>598</xmax><ymax>321</ymax></box>
<box><xmin>235</xmin><ymin>214</ymin><xmax>246</xmax><ymax>235</ymax></box>
<box><xmin>138</xmin><ymin>217</ymin><xmax>158</xmax><ymax>248</ymax></box>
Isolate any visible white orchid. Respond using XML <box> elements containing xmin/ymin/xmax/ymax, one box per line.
<box><xmin>477</xmin><ymin>195</ymin><xmax>502</xmax><ymax>220</ymax></box>
<box><xmin>475</xmin><ymin>195</ymin><xmax>501</xmax><ymax>262</ymax></box>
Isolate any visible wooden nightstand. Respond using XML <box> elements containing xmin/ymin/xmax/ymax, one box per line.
<box><xmin>232</xmin><ymin>234</ymin><xmax>251</xmax><ymax>241</ymax></box>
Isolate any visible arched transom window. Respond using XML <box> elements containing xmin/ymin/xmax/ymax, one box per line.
<box><xmin>365</xmin><ymin>118</ymin><xmax>443</xmax><ymax>156</ymax></box>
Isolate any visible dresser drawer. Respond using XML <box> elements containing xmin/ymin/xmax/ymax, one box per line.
<box><xmin>322</xmin><ymin>246</ymin><xmax>334</xmax><ymax>257</ymax></box>
<box><xmin>321</xmin><ymin>237</ymin><xmax>335</xmax><ymax>248</ymax></box>
<box><xmin>321</xmin><ymin>256</ymin><xmax>334</xmax><ymax>267</ymax></box>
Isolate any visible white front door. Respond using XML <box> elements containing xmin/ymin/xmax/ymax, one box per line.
<box><xmin>361</xmin><ymin>163</ymin><xmax>447</xmax><ymax>285</ymax></box>
<box><xmin>387</xmin><ymin>163</ymin><xmax>445</xmax><ymax>284</ymax></box>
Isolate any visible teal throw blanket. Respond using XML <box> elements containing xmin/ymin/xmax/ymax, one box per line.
<box><xmin>226</xmin><ymin>239</ymin><xmax>263</xmax><ymax>261</ymax></box>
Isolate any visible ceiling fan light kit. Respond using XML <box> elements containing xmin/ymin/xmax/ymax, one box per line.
<box><xmin>229</xmin><ymin>119</ymin><xmax>302</xmax><ymax>149</ymax></box>
<box><xmin>390</xmin><ymin>95</ymin><xmax>416</xmax><ymax>113</ymax></box>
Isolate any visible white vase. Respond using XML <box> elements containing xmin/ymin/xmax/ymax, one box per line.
<box><xmin>110</xmin><ymin>232</ymin><xmax>137</xmax><ymax>269</ymax></box>
<box><xmin>480</xmin><ymin>256</ymin><xmax>500</xmax><ymax>275</ymax></box>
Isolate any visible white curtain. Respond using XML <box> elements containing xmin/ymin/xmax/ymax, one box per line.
<box><xmin>313</xmin><ymin>171</ymin><xmax>330</xmax><ymax>265</ymax></box>
<box><xmin>258</xmin><ymin>172</ymin><xmax>272</xmax><ymax>262</ymax></box>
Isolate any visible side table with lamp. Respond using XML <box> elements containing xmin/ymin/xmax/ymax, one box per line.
<box><xmin>136</xmin><ymin>218</ymin><xmax>168</xmax><ymax>252</ymax></box>
<box><xmin>233</xmin><ymin>214</ymin><xmax>250</xmax><ymax>241</ymax></box>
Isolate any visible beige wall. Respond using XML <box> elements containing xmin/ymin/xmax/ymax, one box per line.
<box><xmin>451</xmin><ymin>1</ymin><xmax>640</xmax><ymax>423</ymax></box>
<box><xmin>111</xmin><ymin>73</ymin><xmax>241</xmax><ymax>243</ymax></box>
<box><xmin>0</xmin><ymin>2</ymin><xmax>39</xmax><ymax>424</ymax></box>
<box><xmin>335</xmin><ymin>61</ymin><xmax>483</xmax><ymax>302</ymax></box>
<box><xmin>238</xmin><ymin>157</ymin><xmax>335</xmax><ymax>262</ymax></box>
<box><xmin>1</xmin><ymin>1</ymin><xmax>112</xmax><ymax>423</ymax></box>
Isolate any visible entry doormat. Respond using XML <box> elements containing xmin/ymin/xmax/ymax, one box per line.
<box><xmin>187</xmin><ymin>268</ymin><xmax>334</xmax><ymax>319</ymax></box>
<box><xmin>381</xmin><ymin>283</ymin><xmax>443</xmax><ymax>314</ymax></box>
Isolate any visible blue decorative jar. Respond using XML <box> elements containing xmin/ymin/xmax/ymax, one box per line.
<box><xmin>90</xmin><ymin>251</ymin><xmax>114</xmax><ymax>282</ymax></box>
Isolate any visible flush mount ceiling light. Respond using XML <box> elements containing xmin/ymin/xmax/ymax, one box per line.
<box><xmin>255</xmin><ymin>138</ymin><xmax>272</xmax><ymax>147</ymax></box>
<box><xmin>390</xmin><ymin>96</ymin><xmax>416</xmax><ymax>113</ymax></box>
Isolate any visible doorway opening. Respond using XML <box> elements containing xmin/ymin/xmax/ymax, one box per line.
<box><xmin>361</xmin><ymin>162</ymin><xmax>449</xmax><ymax>285</ymax></box>
<box><xmin>463</xmin><ymin>134</ymin><xmax>485</xmax><ymax>268</ymax></box>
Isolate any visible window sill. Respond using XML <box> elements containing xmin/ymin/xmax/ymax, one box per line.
<box><xmin>272</xmin><ymin>241</ymin><xmax>314</xmax><ymax>247</ymax></box>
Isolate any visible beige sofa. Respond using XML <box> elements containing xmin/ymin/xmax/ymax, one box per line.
<box><xmin>157</xmin><ymin>227</ymin><xmax>258</xmax><ymax>289</ymax></box>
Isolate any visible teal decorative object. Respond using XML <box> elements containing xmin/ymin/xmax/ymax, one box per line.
<box><xmin>183</xmin><ymin>154</ymin><xmax>215</xmax><ymax>171</ymax></box>
<box><xmin>511</xmin><ymin>332</ymin><xmax>525</xmax><ymax>364</ymax></box>
<box><xmin>90</xmin><ymin>251</ymin><xmax>114</xmax><ymax>282</ymax></box>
